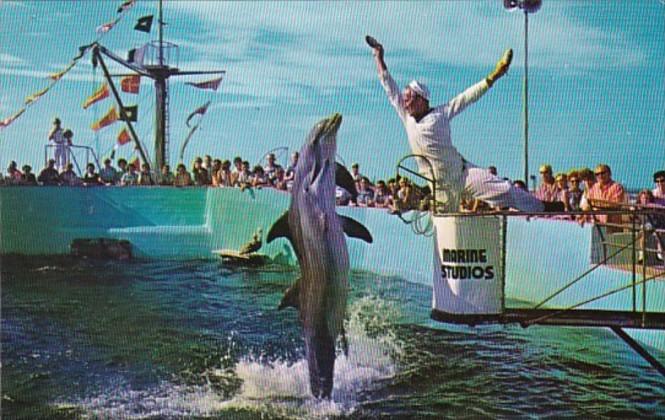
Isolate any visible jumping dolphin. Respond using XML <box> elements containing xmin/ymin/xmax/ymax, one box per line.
<box><xmin>267</xmin><ymin>113</ymin><xmax>372</xmax><ymax>399</ymax></box>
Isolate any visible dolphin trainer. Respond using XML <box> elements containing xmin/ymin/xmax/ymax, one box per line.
<box><xmin>267</xmin><ymin>113</ymin><xmax>373</xmax><ymax>399</ymax></box>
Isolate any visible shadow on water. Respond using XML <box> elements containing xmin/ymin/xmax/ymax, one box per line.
<box><xmin>2</xmin><ymin>255</ymin><xmax>664</xmax><ymax>419</ymax></box>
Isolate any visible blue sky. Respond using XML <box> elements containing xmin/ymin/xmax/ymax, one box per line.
<box><xmin>0</xmin><ymin>1</ymin><xmax>663</xmax><ymax>189</ymax></box>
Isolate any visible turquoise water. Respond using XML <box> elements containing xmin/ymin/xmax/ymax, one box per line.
<box><xmin>2</xmin><ymin>256</ymin><xmax>664</xmax><ymax>419</ymax></box>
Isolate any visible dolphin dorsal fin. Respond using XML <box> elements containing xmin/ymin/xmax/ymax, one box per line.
<box><xmin>335</xmin><ymin>162</ymin><xmax>358</xmax><ymax>200</ymax></box>
<box><xmin>338</xmin><ymin>214</ymin><xmax>373</xmax><ymax>243</ymax></box>
<box><xmin>266</xmin><ymin>211</ymin><xmax>291</xmax><ymax>244</ymax></box>
<box><xmin>278</xmin><ymin>277</ymin><xmax>300</xmax><ymax>310</ymax></box>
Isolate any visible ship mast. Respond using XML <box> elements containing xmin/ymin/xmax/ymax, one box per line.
<box><xmin>94</xmin><ymin>0</ymin><xmax>225</xmax><ymax>171</ymax></box>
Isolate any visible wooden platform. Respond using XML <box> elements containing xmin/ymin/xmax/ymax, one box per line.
<box><xmin>212</xmin><ymin>249</ymin><xmax>270</xmax><ymax>266</ymax></box>
<box><xmin>432</xmin><ymin>308</ymin><xmax>665</xmax><ymax>329</ymax></box>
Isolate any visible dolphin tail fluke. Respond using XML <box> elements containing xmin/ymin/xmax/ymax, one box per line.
<box><xmin>278</xmin><ymin>278</ymin><xmax>300</xmax><ymax>310</ymax></box>
<box><xmin>335</xmin><ymin>162</ymin><xmax>358</xmax><ymax>200</ymax></box>
<box><xmin>266</xmin><ymin>211</ymin><xmax>291</xmax><ymax>244</ymax></box>
<box><xmin>338</xmin><ymin>214</ymin><xmax>373</xmax><ymax>243</ymax></box>
<box><xmin>305</xmin><ymin>330</ymin><xmax>336</xmax><ymax>399</ymax></box>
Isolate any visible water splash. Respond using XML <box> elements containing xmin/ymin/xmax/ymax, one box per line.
<box><xmin>56</xmin><ymin>295</ymin><xmax>403</xmax><ymax>419</ymax></box>
<box><xmin>224</xmin><ymin>295</ymin><xmax>404</xmax><ymax>418</ymax></box>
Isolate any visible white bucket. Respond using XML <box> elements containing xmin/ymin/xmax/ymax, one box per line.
<box><xmin>432</xmin><ymin>215</ymin><xmax>504</xmax><ymax>316</ymax></box>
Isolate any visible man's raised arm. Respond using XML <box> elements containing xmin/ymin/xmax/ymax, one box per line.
<box><xmin>446</xmin><ymin>49</ymin><xmax>513</xmax><ymax>120</ymax></box>
<box><xmin>367</xmin><ymin>36</ymin><xmax>407</xmax><ymax>121</ymax></box>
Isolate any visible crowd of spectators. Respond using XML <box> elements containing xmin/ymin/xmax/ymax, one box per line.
<box><xmin>0</xmin><ymin>151</ymin><xmax>299</xmax><ymax>191</ymax></box>
<box><xmin>2</xmin><ymin>154</ymin><xmax>664</xmax><ymax>220</ymax></box>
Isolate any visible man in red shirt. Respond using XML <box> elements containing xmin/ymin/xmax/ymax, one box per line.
<box><xmin>581</xmin><ymin>164</ymin><xmax>626</xmax><ymax>228</ymax></box>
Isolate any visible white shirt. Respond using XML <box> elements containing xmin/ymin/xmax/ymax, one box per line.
<box><xmin>50</xmin><ymin>127</ymin><xmax>66</xmax><ymax>145</ymax></box>
<box><xmin>380</xmin><ymin>70</ymin><xmax>489</xmax><ymax>194</ymax></box>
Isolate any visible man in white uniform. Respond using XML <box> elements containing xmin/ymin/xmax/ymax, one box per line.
<box><xmin>368</xmin><ymin>37</ymin><xmax>552</xmax><ymax>213</ymax></box>
<box><xmin>48</xmin><ymin>118</ymin><xmax>69</xmax><ymax>171</ymax></box>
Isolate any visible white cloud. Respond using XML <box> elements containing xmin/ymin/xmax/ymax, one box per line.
<box><xmin>162</xmin><ymin>1</ymin><xmax>648</xmax><ymax>106</ymax></box>
<box><xmin>0</xmin><ymin>52</ymin><xmax>26</xmax><ymax>66</ymax></box>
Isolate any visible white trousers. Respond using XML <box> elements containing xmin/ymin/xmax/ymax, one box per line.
<box><xmin>463</xmin><ymin>165</ymin><xmax>544</xmax><ymax>212</ymax></box>
<box><xmin>54</xmin><ymin>145</ymin><xmax>69</xmax><ymax>171</ymax></box>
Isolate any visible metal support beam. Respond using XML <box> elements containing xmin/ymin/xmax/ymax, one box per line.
<box><xmin>611</xmin><ymin>326</ymin><xmax>665</xmax><ymax>377</ymax></box>
<box><xmin>93</xmin><ymin>47</ymin><xmax>150</xmax><ymax>168</ymax></box>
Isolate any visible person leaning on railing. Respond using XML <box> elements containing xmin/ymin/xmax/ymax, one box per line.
<box><xmin>578</xmin><ymin>164</ymin><xmax>627</xmax><ymax>231</ymax></box>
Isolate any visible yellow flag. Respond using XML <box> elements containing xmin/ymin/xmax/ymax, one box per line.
<box><xmin>91</xmin><ymin>106</ymin><xmax>118</xmax><ymax>131</ymax></box>
<box><xmin>82</xmin><ymin>83</ymin><xmax>110</xmax><ymax>109</ymax></box>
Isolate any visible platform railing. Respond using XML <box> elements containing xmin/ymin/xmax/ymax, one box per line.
<box><xmin>44</xmin><ymin>144</ymin><xmax>101</xmax><ymax>176</ymax></box>
<box><xmin>437</xmin><ymin>206</ymin><xmax>664</xmax><ymax>326</ymax></box>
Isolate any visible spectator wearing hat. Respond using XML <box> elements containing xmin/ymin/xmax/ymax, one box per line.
<box><xmin>535</xmin><ymin>164</ymin><xmax>559</xmax><ymax>202</ymax></box>
<box><xmin>369</xmin><ymin>38</ymin><xmax>550</xmax><ymax>213</ymax></box>
<box><xmin>580</xmin><ymin>164</ymin><xmax>626</xmax><ymax>229</ymax></box>
<box><xmin>652</xmin><ymin>170</ymin><xmax>665</xmax><ymax>206</ymax></box>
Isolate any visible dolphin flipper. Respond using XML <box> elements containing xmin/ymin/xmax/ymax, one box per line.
<box><xmin>266</xmin><ymin>211</ymin><xmax>291</xmax><ymax>244</ymax></box>
<box><xmin>338</xmin><ymin>215</ymin><xmax>373</xmax><ymax>243</ymax></box>
<box><xmin>335</xmin><ymin>162</ymin><xmax>358</xmax><ymax>200</ymax></box>
<box><xmin>278</xmin><ymin>278</ymin><xmax>300</xmax><ymax>310</ymax></box>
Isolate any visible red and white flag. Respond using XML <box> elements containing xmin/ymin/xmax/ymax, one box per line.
<box><xmin>120</xmin><ymin>75</ymin><xmax>140</xmax><ymax>94</ymax></box>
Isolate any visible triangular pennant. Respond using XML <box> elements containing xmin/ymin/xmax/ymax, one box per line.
<box><xmin>82</xmin><ymin>83</ymin><xmax>110</xmax><ymax>109</ymax></box>
<box><xmin>0</xmin><ymin>108</ymin><xmax>26</xmax><ymax>129</ymax></box>
<box><xmin>49</xmin><ymin>62</ymin><xmax>76</xmax><ymax>81</ymax></box>
<box><xmin>186</xmin><ymin>101</ymin><xmax>211</xmax><ymax>127</ymax></box>
<box><xmin>117</xmin><ymin>128</ymin><xmax>131</xmax><ymax>145</ymax></box>
<box><xmin>120</xmin><ymin>75</ymin><xmax>140</xmax><ymax>94</ymax></box>
<box><xmin>25</xmin><ymin>86</ymin><xmax>50</xmax><ymax>105</ymax></box>
<box><xmin>96</xmin><ymin>19</ymin><xmax>116</xmax><ymax>34</ymax></box>
<box><xmin>185</xmin><ymin>76</ymin><xmax>224</xmax><ymax>91</ymax></box>
<box><xmin>120</xmin><ymin>105</ymin><xmax>138</xmax><ymax>122</ymax></box>
<box><xmin>91</xmin><ymin>106</ymin><xmax>119</xmax><ymax>131</ymax></box>
<box><xmin>134</xmin><ymin>15</ymin><xmax>153</xmax><ymax>33</ymax></box>
<box><xmin>117</xmin><ymin>0</ymin><xmax>135</xmax><ymax>13</ymax></box>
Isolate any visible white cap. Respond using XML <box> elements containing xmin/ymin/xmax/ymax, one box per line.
<box><xmin>407</xmin><ymin>80</ymin><xmax>430</xmax><ymax>101</ymax></box>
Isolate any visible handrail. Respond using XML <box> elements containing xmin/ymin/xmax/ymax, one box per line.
<box><xmin>44</xmin><ymin>144</ymin><xmax>101</xmax><ymax>176</ymax></box>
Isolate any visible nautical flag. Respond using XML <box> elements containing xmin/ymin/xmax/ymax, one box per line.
<box><xmin>186</xmin><ymin>101</ymin><xmax>211</xmax><ymax>127</ymax></box>
<box><xmin>91</xmin><ymin>106</ymin><xmax>119</xmax><ymax>131</ymax></box>
<box><xmin>127</xmin><ymin>44</ymin><xmax>147</xmax><ymax>66</ymax></box>
<box><xmin>117</xmin><ymin>128</ymin><xmax>131</xmax><ymax>145</ymax></box>
<box><xmin>24</xmin><ymin>86</ymin><xmax>50</xmax><ymax>105</ymax></box>
<box><xmin>0</xmin><ymin>108</ymin><xmax>26</xmax><ymax>129</ymax></box>
<box><xmin>82</xmin><ymin>83</ymin><xmax>110</xmax><ymax>109</ymax></box>
<box><xmin>185</xmin><ymin>76</ymin><xmax>224</xmax><ymax>91</ymax></box>
<box><xmin>120</xmin><ymin>75</ymin><xmax>140</xmax><ymax>93</ymax></box>
<box><xmin>117</xmin><ymin>0</ymin><xmax>135</xmax><ymax>13</ymax></box>
<box><xmin>49</xmin><ymin>62</ymin><xmax>76</xmax><ymax>81</ymax></box>
<box><xmin>134</xmin><ymin>15</ymin><xmax>153</xmax><ymax>33</ymax></box>
<box><xmin>120</xmin><ymin>105</ymin><xmax>138</xmax><ymax>122</ymax></box>
<box><xmin>96</xmin><ymin>20</ymin><xmax>116</xmax><ymax>34</ymax></box>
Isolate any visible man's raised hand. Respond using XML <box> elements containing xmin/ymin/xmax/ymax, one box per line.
<box><xmin>486</xmin><ymin>48</ymin><xmax>513</xmax><ymax>87</ymax></box>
